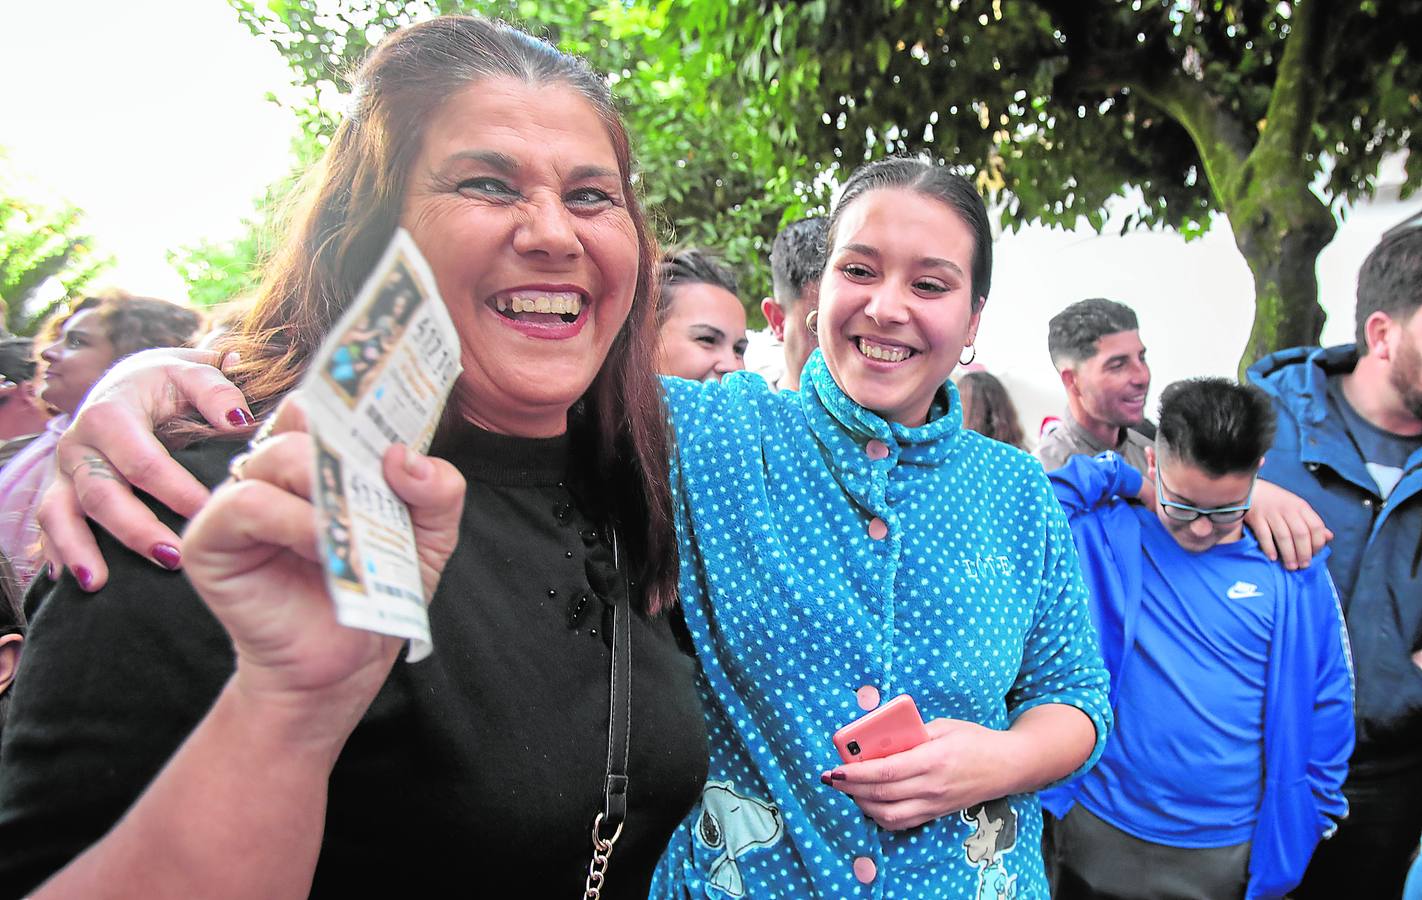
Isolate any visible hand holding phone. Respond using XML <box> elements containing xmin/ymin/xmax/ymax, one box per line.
<box><xmin>832</xmin><ymin>694</ymin><xmax>930</xmax><ymax>764</ymax></box>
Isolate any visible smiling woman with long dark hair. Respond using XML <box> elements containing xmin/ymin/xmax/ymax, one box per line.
<box><xmin>0</xmin><ymin>18</ymin><xmax>704</xmax><ymax>899</ymax></box>
<box><xmin>646</xmin><ymin>158</ymin><xmax>1109</xmax><ymax>896</ymax></box>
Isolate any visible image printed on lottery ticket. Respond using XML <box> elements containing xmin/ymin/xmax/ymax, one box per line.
<box><xmin>298</xmin><ymin>228</ymin><xmax>461</xmax><ymax>662</ymax></box>
<box><xmin>320</xmin><ymin>264</ymin><xmax>423</xmax><ymax>410</ymax></box>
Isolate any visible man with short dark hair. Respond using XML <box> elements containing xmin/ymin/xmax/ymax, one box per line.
<box><xmin>760</xmin><ymin>217</ymin><xmax>827</xmax><ymax>391</ymax></box>
<box><xmin>1248</xmin><ymin>216</ymin><xmax>1422</xmax><ymax>898</ymax></box>
<box><xmin>1043</xmin><ymin>378</ymin><xmax>1354</xmax><ymax>900</ymax></box>
<box><xmin>1038</xmin><ymin>298</ymin><xmax>1153</xmax><ymax>472</ymax></box>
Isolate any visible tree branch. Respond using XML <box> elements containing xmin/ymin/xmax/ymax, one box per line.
<box><xmin>1128</xmin><ymin>67</ymin><xmax>1254</xmax><ymax>204</ymax></box>
<box><xmin>1038</xmin><ymin>0</ymin><xmax>1254</xmax><ymax>206</ymax></box>
<box><xmin>1254</xmin><ymin>0</ymin><xmax>1335</xmax><ymax>164</ymax></box>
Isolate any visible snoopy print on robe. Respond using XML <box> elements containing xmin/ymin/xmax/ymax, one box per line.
<box><xmin>694</xmin><ymin>782</ymin><xmax>785</xmax><ymax>897</ymax></box>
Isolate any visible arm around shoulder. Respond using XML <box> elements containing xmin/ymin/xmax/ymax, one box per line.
<box><xmin>40</xmin><ymin>349</ymin><xmax>255</xmax><ymax>591</ymax></box>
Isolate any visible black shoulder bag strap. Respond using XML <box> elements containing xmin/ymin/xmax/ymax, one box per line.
<box><xmin>583</xmin><ymin>529</ymin><xmax>631</xmax><ymax>899</ymax></box>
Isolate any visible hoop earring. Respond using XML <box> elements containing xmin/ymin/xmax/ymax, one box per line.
<box><xmin>805</xmin><ymin>309</ymin><xmax>819</xmax><ymax>335</ymax></box>
<box><xmin>959</xmin><ymin>344</ymin><xmax>977</xmax><ymax>367</ymax></box>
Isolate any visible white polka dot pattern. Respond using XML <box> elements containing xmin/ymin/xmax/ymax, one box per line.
<box><xmin>650</xmin><ymin>352</ymin><xmax>1112</xmax><ymax>899</ymax></box>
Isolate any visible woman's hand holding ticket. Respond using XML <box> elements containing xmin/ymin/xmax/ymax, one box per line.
<box><xmin>182</xmin><ymin>397</ymin><xmax>464</xmax><ymax>742</ymax></box>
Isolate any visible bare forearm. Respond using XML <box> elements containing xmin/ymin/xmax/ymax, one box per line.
<box><xmin>997</xmin><ymin>704</ymin><xmax>1097</xmax><ymax>796</ymax></box>
<box><xmin>32</xmin><ymin>677</ymin><xmax>342</xmax><ymax>900</ymax></box>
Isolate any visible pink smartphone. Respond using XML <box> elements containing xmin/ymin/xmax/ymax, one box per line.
<box><xmin>832</xmin><ymin>694</ymin><xmax>930</xmax><ymax>764</ymax></box>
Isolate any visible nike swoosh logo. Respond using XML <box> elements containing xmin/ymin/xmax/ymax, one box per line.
<box><xmin>1226</xmin><ymin>581</ymin><xmax>1263</xmax><ymax>600</ymax></box>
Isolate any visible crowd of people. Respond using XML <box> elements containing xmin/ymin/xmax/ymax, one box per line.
<box><xmin>0</xmin><ymin>13</ymin><xmax>1417</xmax><ymax>900</ymax></box>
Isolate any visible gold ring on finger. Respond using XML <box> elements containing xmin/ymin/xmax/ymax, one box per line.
<box><xmin>227</xmin><ymin>451</ymin><xmax>252</xmax><ymax>482</ymax></box>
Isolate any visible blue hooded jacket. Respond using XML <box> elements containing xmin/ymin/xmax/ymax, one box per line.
<box><xmin>1040</xmin><ymin>453</ymin><xmax>1355</xmax><ymax>900</ymax></box>
<box><xmin>1249</xmin><ymin>345</ymin><xmax>1422</xmax><ymax>776</ymax></box>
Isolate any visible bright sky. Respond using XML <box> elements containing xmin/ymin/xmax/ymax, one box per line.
<box><xmin>0</xmin><ymin>0</ymin><xmax>300</xmax><ymax>300</ymax></box>
<box><xmin>2</xmin><ymin>1</ymin><xmax>1418</xmax><ymax>430</ymax></box>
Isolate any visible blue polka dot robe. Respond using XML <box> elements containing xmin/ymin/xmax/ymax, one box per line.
<box><xmin>651</xmin><ymin>352</ymin><xmax>1112</xmax><ymax>899</ymax></box>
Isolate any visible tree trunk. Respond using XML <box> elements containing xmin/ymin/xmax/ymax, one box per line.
<box><xmin>1225</xmin><ymin>176</ymin><xmax>1336</xmax><ymax>380</ymax></box>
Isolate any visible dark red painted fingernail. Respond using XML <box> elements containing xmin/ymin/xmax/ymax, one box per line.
<box><xmin>831</xmin><ymin>771</ymin><xmax>847</xmax><ymax>781</ymax></box>
<box><xmin>75</xmin><ymin>566</ymin><xmax>94</xmax><ymax>591</ymax></box>
<box><xmin>152</xmin><ymin>544</ymin><xmax>181</xmax><ymax>571</ymax></box>
<box><xmin>47</xmin><ymin>562</ymin><xmax>58</xmax><ymax>581</ymax></box>
<box><xmin>820</xmin><ymin>773</ymin><xmax>833</xmax><ymax>786</ymax></box>
<box><xmin>226</xmin><ymin>408</ymin><xmax>256</xmax><ymax>427</ymax></box>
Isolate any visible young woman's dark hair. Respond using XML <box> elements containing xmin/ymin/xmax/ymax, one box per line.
<box><xmin>187</xmin><ymin>16</ymin><xmax>677</xmax><ymax>612</ymax></box>
<box><xmin>958</xmin><ymin>371</ymin><xmax>1027</xmax><ymax>450</ymax></box>
<box><xmin>655</xmin><ymin>247</ymin><xmax>741</xmax><ymax>323</ymax></box>
<box><xmin>826</xmin><ymin>156</ymin><xmax>993</xmax><ymax>310</ymax></box>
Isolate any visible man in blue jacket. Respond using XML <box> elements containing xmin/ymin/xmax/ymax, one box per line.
<box><xmin>1042</xmin><ymin>378</ymin><xmax>1355</xmax><ymax>900</ymax></box>
<box><xmin>1248</xmin><ymin>218</ymin><xmax>1422</xmax><ymax>898</ymax></box>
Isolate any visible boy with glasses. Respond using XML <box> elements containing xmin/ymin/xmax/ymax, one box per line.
<box><xmin>1041</xmin><ymin>378</ymin><xmax>1355</xmax><ymax>900</ymax></box>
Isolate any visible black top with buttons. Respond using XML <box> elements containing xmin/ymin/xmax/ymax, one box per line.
<box><xmin>0</xmin><ymin>423</ymin><xmax>708</xmax><ymax>899</ymax></box>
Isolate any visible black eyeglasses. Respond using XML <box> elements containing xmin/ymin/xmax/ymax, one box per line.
<box><xmin>1154</xmin><ymin>471</ymin><xmax>1255</xmax><ymax>524</ymax></box>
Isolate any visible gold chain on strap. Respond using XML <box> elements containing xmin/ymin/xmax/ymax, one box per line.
<box><xmin>583</xmin><ymin>812</ymin><xmax>625</xmax><ymax>899</ymax></box>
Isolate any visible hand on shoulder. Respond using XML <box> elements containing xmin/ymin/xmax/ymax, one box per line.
<box><xmin>39</xmin><ymin>348</ymin><xmax>254</xmax><ymax>590</ymax></box>
<box><xmin>1244</xmin><ymin>480</ymin><xmax>1333</xmax><ymax>571</ymax></box>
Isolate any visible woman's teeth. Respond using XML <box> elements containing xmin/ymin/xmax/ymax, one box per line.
<box><xmin>494</xmin><ymin>292</ymin><xmax>583</xmax><ymax>316</ymax></box>
<box><xmin>857</xmin><ymin>338</ymin><xmax>912</xmax><ymax>363</ymax></box>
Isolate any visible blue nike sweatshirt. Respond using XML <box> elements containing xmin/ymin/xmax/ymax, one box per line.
<box><xmin>1041</xmin><ymin>453</ymin><xmax>1355</xmax><ymax>899</ymax></box>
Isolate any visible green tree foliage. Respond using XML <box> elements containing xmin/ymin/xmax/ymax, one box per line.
<box><xmin>667</xmin><ymin>0</ymin><xmax>1422</xmax><ymax>372</ymax></box>
<box><xmin>169</xmin><ymin>127</ymin><xmax>324</xmax><ymax>309</ymax></box>
<box><xmin>0</xmin><ymin>156</ymin><xmax>109</xmax><ymax>336</ymax></box>
<box><xmin>221</xmin><ymin>2</ymin><xmax>1418</xmax><ymax>363</ymax></box>
<box><xmin>226</xmin><ymin>0</ymin><xmax>818</xmax><ymax>324</ymax></box>
<box><xmin>168</xmin><ymin>200</ymin><xmax>272</xmax><ymax>310</ymax></box>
